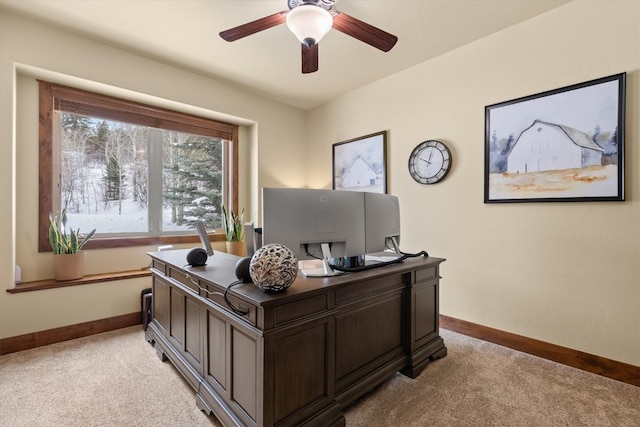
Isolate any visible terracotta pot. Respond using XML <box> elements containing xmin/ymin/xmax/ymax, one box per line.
<box><xmin>53</xmin><ymin>252</ymin><xmax>85</xmax><ymax>281</ymax></box>
<box><xmin>225</xmin><ymin>241</ymin><xmax>246</xmax><ymax>257</ymax></box>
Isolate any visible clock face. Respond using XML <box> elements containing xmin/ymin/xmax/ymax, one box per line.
<box><xmin>408</xmin><ymin>140</ymin><xmax>452</xmax><ymax>184</ymax></box>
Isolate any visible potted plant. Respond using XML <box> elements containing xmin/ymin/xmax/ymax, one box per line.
<box><xmin>49</xmin><ymin>210</ymin><xmax>96</xmax><ymax>281</ymax></box>
<box><xmin>221</xmin><ymin>205</ymin><xmax>246</xmax><ymax>256</ymax></box>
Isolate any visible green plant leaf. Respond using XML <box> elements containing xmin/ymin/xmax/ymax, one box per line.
<box><xmin>77</xmin><ymin>228</ymin><xmax>96</xmax><ymax>251</ymax></box>
<box><xmin>221</xmin><ymin>205</ymin><xmax>245</xmax><ymax>242</ymax></box>
<box><xmin>47</xmin><ymin>209</ymin><xmax>96</xmax><ymax>254</ymax></box>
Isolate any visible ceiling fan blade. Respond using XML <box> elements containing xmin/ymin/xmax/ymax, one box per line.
<box><xmin>302</xmin><ymin>43</ymin><xmax>319</xmax><ymax>74</ymax></box>
<box><xmin>332</xmin><ymin>12</ymin><xmax>398</xmax><ymax>52</ymax></box>
<box><xmin>219</xmin><ymin>11</ymin><xmax>287</xmax><ymax>42</ymax></box>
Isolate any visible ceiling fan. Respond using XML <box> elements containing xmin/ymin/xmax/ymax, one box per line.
<box><xmin>219</xmin><ymin>0</ymin><xmax>398</xmax><ymax>74</ymax></box>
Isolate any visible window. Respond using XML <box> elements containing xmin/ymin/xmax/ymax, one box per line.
<box><xmin>39</xmin><ymin>81</ymin><xmax>239</xmax><ymax>251</ymax></box>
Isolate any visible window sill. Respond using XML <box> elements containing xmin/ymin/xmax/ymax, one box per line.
<box><xmin>6</xmin><ymin>269</ymin><xmax>151</xmax><ymax>293</ymax></box>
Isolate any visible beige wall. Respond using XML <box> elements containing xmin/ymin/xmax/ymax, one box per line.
<box><xmin>0</xmin><ymin>11</ymin><xmax>306</xmax><ymax>338</ymax></box>
<box><xmin>306</xmin><ymin>0</ymin><xmax>640</xmax><ymax>366</ymax></box>
<box><xmin>2</xmin><ymin>1</ymin><xmax>638</xmax><ymax>368</ymax></box>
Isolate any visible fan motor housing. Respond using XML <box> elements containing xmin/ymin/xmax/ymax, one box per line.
<box><xmin>288</xmin><ymin>0</ymin><xmax>336</xmax><ymax>11</ymax></box>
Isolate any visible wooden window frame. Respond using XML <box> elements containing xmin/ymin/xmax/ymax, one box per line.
<box><xmin>38</xmin><ymin>81</ymin><xmax>239</xmax><ymax>252</ymax></box>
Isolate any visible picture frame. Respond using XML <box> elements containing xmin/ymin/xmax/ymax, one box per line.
<box><xmin>333</xmin><ymin>131</ymin><xmax>387</xmax><ymax>194</ymax></box>
<box><xmin>484</xmin><ymin>73</ymin><xmax>625</xmax><ymax>203</ymax></box>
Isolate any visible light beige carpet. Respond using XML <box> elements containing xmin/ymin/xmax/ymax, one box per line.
<box><xmin>0</xmin><ymin>326</ymin><xmax>638</xmax><ymax>426</ymax></box>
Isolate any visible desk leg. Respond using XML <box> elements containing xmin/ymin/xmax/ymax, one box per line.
<box><xmin>401</xmin><ymin>337</ymin><xmax>447</xmax><ymax>379</ymax></box>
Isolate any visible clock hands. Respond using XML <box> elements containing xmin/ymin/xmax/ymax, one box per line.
<box><xmin>420</xmin><ymin>147</ymin><xmax>435</xmax><ymax>165</ymax></box>
<box><xmin>408</xmin><ymin>140</ymin><xmax>451</xmax><ymax>185</ymax></box>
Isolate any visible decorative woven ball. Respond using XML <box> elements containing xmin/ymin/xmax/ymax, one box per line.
<box><xmin>249</xmin><ymin>243</ymin><xmax>298</xmax><ymax>292</ymax></box>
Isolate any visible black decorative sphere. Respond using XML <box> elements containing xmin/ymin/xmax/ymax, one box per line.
<box><xmin>249</xmin><ymin>243</ymin><xmax>298</xmax><ymax>292</ymax></box>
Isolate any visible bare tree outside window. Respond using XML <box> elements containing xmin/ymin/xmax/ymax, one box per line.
<box><xmin>59</xmin><ymin>113</ymin><xmax>225</xmax><ymax>235</ymax></box>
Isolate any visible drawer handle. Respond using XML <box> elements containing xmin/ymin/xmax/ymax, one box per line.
<box><xmin>185</xmin><ymin>274</ymin><xmax>250</xmax><ymax>316</ymax></box>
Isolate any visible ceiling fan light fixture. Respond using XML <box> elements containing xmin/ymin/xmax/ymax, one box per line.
<box><xmin>286</xmin><ymin>5</ymin><xmax>333</xmax><ymax>47</ymax></box>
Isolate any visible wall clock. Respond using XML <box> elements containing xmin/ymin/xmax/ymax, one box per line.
<box><xmin>408</xmin><ymin>140</ymin><xmax>452</xmax><ymax>184</ymax></box>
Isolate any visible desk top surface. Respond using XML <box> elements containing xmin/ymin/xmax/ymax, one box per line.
<box><xmin>149</xmin><ymin>249</ymin><xmax>445</xmax><ymax>306</ymax></box>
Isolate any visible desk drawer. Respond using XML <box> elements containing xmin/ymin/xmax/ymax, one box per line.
<box><xmin>152</xmin><ymin>259</ymin><xmax>167</xmax><ymax>276</ymax></box>
<box><xmin>204</xmin><ymin>283</ymin><xmax>257</xmax><ymax>327</ymax></box>
<box><xmin>274</xmin><ymin>294</ymin><xmax>329</xmax><ymax>326</ymax></box>
<box><xmin>169</xmin><ymin>267</ymin><xmax>199</xmax><ymax>294</ymax></box>
<box><xmin>336</xmin><ymin>274</ymin><xmax>403</xmax><ymax>305</ymax></box>
<box><xmin>415</xmin><ymin>266</ymin><xmax>437</xmax><ymax>283</ymax></box>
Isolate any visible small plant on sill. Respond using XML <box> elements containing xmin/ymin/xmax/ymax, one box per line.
<box><xmin>221</xmin><ymin>205</ymin><xmax>245</xmax><ymax>242</ymax></box>
<box><xmin>48</xmin><ymin>209</ymin><xmax>96</xmax><ymax>254</ymax></box>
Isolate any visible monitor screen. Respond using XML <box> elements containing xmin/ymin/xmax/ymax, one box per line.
<box><xmin>262</xmin><ymin>187</ymin><xmax>366</xmax><ymax>276</ymax></box>
<box><xmin>364</xmin><ymin>192</ymin><xmax>401</xmax><ymax>255</ymax></box>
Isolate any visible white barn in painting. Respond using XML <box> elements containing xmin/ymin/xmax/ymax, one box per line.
<box><xmin>341</xmin><ymin>155</ymin><xmax>377</xmax><ymax>188</ymax></box>
<box><xmin>506</xmin><ymin>119</ymin><xmax>604</xmax><ymax>173</ymax></box>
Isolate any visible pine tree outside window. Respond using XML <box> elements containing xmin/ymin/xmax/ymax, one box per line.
<box><xmin>38</xmin><ymin>81</ymin><xmax>239</xmax><ymax>251</ymax></box>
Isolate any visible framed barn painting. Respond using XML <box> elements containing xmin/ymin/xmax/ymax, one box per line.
<box><xmin>484</xmin><ymin>73</ymin><xmax>625</xmax><ymax>203</ymax></box>
<box><xmin>333</xmin><ymin>131</ymin><xmax>387</xmax><ymax>194</ymax></box>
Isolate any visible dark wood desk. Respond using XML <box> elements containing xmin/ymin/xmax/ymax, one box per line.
<box><xmin>146</xmin><ymin>249</ymin><xmax>446</xmax><ymax>427</ymax></box>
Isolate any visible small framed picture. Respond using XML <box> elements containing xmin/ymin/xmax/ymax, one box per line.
<box><xmin>333</xmin><ymin>131</ymin><xmax>387</xmax><ymax>194</ymax></box>
<box><xmin>485</xmin><ymin>73</ymin><xmax>625</xmax><ymax>203</ymax></box>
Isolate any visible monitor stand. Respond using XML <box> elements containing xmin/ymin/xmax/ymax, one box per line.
<box><xmin>301</xmin><ymin>243</ymin><xmax>344</xmax><ymax>278</ymax></box>
<box><xmin>389</xmin><ymin>236</ymin><xmax>401</xmax><ymax>258</ymax></box>
<box><xmin>365</xmin><ymin>237</ymin><xmax>402</xmax><ymax>265</ymax></box>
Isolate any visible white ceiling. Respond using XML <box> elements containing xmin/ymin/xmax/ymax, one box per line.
<box><xmin>0</xmin><ymin>0</ymin><xmax>571</xmax><ymax>110</ymax></box>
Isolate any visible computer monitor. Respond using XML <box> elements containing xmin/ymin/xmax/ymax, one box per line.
<box><xmin>262</xmin><ymin>187</ymin><xmax>366</xmax><ymax>277</ymax></box>
<box><xmin>243</xmin><ymin>222</ymin><xmax>263</xmax><ymax>257</ymax></box>
<box><xmin>364</xmin><ymin>192</ymin><xmax>401</xmax><ymax>257</ymax></box>
<box><xmin>195</xmin><ymin>220</ymin><xmax>214</xmax><ymax>256</ymax></box>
